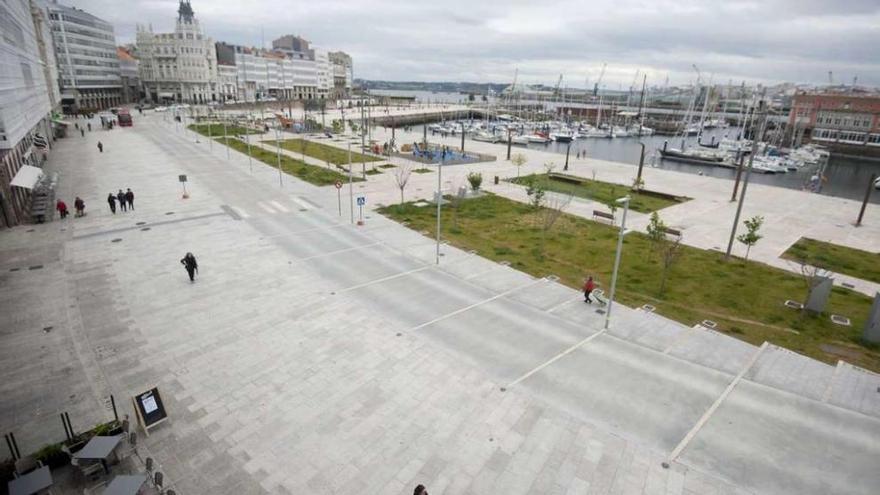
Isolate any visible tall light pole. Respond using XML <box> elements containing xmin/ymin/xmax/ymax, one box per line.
<box><xmin>274</xmin><ymin>125</ymin><xmax>283</xmax><ymax>187</ymax></box>
<box><xmin>725</xmin><ymin>96</ymin><xmax>766</xmax><ymax>260</ymax></box>
<box><xmin>348</xmin><ymin>142</ymin><xmax>354</xmax><ymax>224</ymax></box>
<box><xmin>435</xmin><ymin>154</ymin><xmax>444</xmax><ymax>265</ymax></box>
<box><xmin>223</xmin><ymin>114</ymin><xmax>229</xmax><ymax>160</ymax></box>
<box><xmin>604</xmin><ymin>195</ymin><xmax>631</xmax><ymax>330</ymax></box>
<box><xmin>245</xmin><ymin>115</ymin><xmax>253</xmax><ymax>173</ymax></box>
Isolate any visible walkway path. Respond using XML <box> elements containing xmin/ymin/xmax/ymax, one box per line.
<box><xmin>2</xmin><ymin>112</ymin><xmax>878</xmax><ymax>495</ymax></box>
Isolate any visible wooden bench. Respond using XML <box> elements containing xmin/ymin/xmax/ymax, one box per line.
<box><xmin>593</xmin><ymin>210</ymin><xmax>614</xmax><ymax>223</ymax></box>
<box><xmin>661</xmin><ymin>226</ymin><xmax>682</xmax><ymax>238</ymax></box>
<box><xmin>548</xmin><ymin>173</ymin><xmax>584</xmax><ymax>185</ymax></box>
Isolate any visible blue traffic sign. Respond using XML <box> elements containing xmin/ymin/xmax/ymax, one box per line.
<box><xmin>356</xmin><ymin>196</ymin><xmax>366</xmax><ymax>206</ymax></box>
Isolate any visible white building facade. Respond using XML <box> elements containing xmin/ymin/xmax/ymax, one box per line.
<box><xmin>0</xmin><ymin>0</ymin><xmax>61</xmax><ymax>227</ymax></box>
<box><xmin>136</xmin><ymin>1</ymin><xmax>217</xmax><ymax>104</ymax></box>
<box><xmin>47</xmin><ymin>0</ymin><xmax>121</xmax><ymax>112</ymax></box>
<box><xmin>216</xmin><ymin>43</ymin><xmax>331</xmax><ymax>102</ymax></box>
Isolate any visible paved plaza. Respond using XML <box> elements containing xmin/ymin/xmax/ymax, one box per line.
<box><xmin>1</xmin><ymin>112</ymin><xmax>879</xmax><ymax>494</ymax></box>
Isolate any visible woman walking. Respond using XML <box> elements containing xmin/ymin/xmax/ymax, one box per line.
<box><xmin>74</xmin><ymin>197</ymin><xmax>85</xmax><ymax>217</ymax></box>
<box><xmin>180</xmin><ymin>252</ymin><xmax>198</xmax><ymax>282</ymax></box>
<box><xmin>56</xmin><ymin>199</ymin><xmax>68</xmax><ymax>219</ymax></box>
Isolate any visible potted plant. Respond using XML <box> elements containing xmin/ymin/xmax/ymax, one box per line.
<box><xmin>467</xmin><ymin>172</ymin><xmax>483</xmax><ymax>193</ymax></box>
<box><xmin>35</xmin><ymin>443</ymin><xmax>69</xmax><ymax>469</ymax></box>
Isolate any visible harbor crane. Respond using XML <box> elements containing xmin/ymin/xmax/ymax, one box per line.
<box><xmin>553</xmin><ymin>74</ymin><xmax>563</xmax><ymax>100</ymax></box>
<box><xmin>593</xmin><ymin>62</ymin><xmax>607</xmax><ymax>96</ymax></box>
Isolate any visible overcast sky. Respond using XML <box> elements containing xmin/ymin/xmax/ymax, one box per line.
<box><xmin>71</xmin><ymin>0</ymin><xmax>880</xmax><ymax>88</ymax></box>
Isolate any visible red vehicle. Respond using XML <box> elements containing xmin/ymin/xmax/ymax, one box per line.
<box><xmin>118</xmin><ymin>109</ymin><xmax>133</xmax><ymax>127</ymax></box>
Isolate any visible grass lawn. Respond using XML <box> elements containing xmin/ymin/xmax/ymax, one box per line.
<box><xmin>188</xmin><ymin>123</ymin><xmax>260</xmax><ymax>137</ymax></box>
<box><xmin>379</xmin><ymin>164</ymin><xmax>397</xmax><ymax>169</ymax></box>
<box><xmin>366</xmin><ymin>169</ymin><xmax>383</xmax><ymax>176</ymax></box>
<box><xmin>219</xmin><ymin>138</ymin><xmax>361</xmax><ymax>186</ymax></box>
<box><xmin>378</xmin><ymin>194</ymin><xmax>879</xmax><ymax>371</ymax></box>
<box><xmin>510</xmin><ymin>173</ymin><xmax>688</xmax><ymax>213</ymax></box>
<box><xmin>267</xmin><ymin>138</ymin><xmax>382</xmax><ymax>165</ymax></box>
<box><xmin>413</xmin><ymin>168</ymin><xmax>433</xmax><ymax>174</ymax></box>
<box><xmin>783</xmin><ymin>237</ymin><xmax>880</xmax><ymax>284</ymax></box>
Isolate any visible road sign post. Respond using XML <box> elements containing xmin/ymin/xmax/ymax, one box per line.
<box><xmin>356</xmin><ymin>195</ymin><xmax>366</xmax><ymax>226</ymax></box>
<box><xmin>179</xmin><ymin>174</ymin><xmax>188</xmax><ymax>199</ymax></box>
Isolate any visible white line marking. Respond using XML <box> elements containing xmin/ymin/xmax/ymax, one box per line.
<box><xmin>546</xmin><ymin>296</ymin><xmax>583</xmax><ymax>313</ymax></box>
<box><xmin>291</xmin><ymin>197</ymin><xmax>313</xmax><ymax>211</ymax></box>
<box><xmin>297</xmin><ymin>241</ymin><xmax>382</xmax><ymax>261</ymax></box>
<box><xmin>822</xmin><ymin>360</ymin><xmax>845</xmax><ymax>403</ymax></box>
<box><xmin>337</xmin><ymin>266</ymin><xmax>432</xmax><ymax>294</ymax></box>
<box><xmin>505</xmin><ymin>328</ymin><xmax>608</xmax><ymax>390</ymax></box>
<box><xmin>269</xmin><ymin>200</ymin><xmax>290</xmax><ymax>213</ymax></box>
<box><xmin>411</xmin><ymin>278</ymin><xmax>546</xmax><ymax>332</ymax></box>
<box><xmin>232</xmin><ymin>207</ymin><xmax>250</xmax><ymax>219</ymax></box>
<box><xmin>257</xmin><ymin>201</ymin><xmax>277</xmax><ymax>214</ymax></box>
<box><xmin>666</xmin><ymin>341</ymin><xmax>769</xmax><ymax>464</ymax></box>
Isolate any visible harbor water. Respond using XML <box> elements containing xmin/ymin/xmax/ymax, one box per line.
<box><xmin>410</xmin><ymin>123</ymin><xmax>880</xmax><ymax>204</ymax></box>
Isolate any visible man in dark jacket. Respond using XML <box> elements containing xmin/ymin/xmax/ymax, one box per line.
<box><xmin>107</xmin><ymin>193</ymin><xmax>116</xmax><ymax>214</ymax></box>
<box><xmin>117</xmin><ymin>190</ymin><xmax>127</xmax><ymax>212</ymax></box>
<box><xmin>125</xmin><ymin>188</ymin><xmax>134</xmax><ymax>210</ymax></box>
<box><xmin>180</xmin><ymin>253</ymin><xmax>198</xmax><ymax>282</ymax></box>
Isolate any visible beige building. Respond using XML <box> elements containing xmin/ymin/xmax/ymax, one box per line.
<box><xmin>135</xmin><ymin>0</ymin><xmax>217</xmax><ymax>104</ymax></box>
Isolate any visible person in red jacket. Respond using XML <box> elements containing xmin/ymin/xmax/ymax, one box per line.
<box><xmin>583</xmin><ymin>276</ymin><xmax>595</xmax><ymax>304</ymax></box>
<box><xmin>56</xmin><ymin>199</ymin><xmax>68</xmax><ymax>219</ymax></box>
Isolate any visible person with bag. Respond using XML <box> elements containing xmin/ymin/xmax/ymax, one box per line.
<box><xmin>56</xmin><ymin>199</ymin><xmax>69</xmax><ymax>219</ymax></box>
<box><xmin>180</xmin><ymin>252</ymin><xmax>198</xmax><ymax>282</ymax></box>
<box><xmin>73</xmin><ymin>197</ymin><xmax>85</xmax><ymax>217</ymax></box>
<box><xmin>583</xmin><ymin>276</ymin><xmax>596</xmax><ymax>304</ymax></box>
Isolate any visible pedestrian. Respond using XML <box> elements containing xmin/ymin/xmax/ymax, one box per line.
<box><xmin>107</xmin><ymin>193</ymin><xmax>117</xmax><ymax>214</ymax></box>
<box><xmin>413</xmin><ymin>485</ymin><xmax>428</xmax><ymax>495</ymax></box>
<box><xmin>583</xmin><ymin>276</ymin><xmax>595</xmax><ymax>304</ymax></box>
<box><xmin>73</xmin><ymin>197</ymin><xmax>85</xmax><ymax>217</ymax></box>
<box><xmin>74</xmin><ymin>122</ymin><xmax>79</xmax><ymax>130</ymax></box>
<box><xmin>87</xmin><ymin>122</ymin><xmax>91</xmax><ymax>132</ymax></box>
<box><xmin>180</xmin><ymin>252</ymin><xmax>198</xmax><ymax>282</ymax></box>
<box><xmin>56</xmin><ymin>199</ymin><xmax>68</xmax><ymax>219</ymax></box>
<box><xmin>117</xmin><ymin>189</ymin><xmax>127</xmax><ymax>212</ymax></box>
<box><xmin>80</xmin><ymin>128</ymin><xmax>85</xmax><ymax>137</ymax></box>
<box><xmin>97</xmin><ymin>141</ymin><xmax>103</xmax><ymax>153</ymax></box>
<box><xmin>125</xmin><ymin>188</ymin><xmax>134</xmax><ymax>210</ymax></box>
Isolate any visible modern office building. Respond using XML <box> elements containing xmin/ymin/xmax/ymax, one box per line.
<box><xmin>0</xmin><ymin>0</ymin><xmax>62</xmax><ymax>228</ymax></box>
<box><xmin>136</xmin><ymin>0</ymin><xmax>217</xmax><ymax>103</ymax></box>
<box><xmin>47</xmin><ymin>0</ymin><xmax>121</xmax><ymax>112</ymax></box>
<box><xmin>117</xmin><ymin>46</ymin><xmax>139</xmax><ymax>103</ymax></box>
<box><xmin>328</xmin><ymin>51</ymin><xmax>352</xmax><ymax>97</ymax></box>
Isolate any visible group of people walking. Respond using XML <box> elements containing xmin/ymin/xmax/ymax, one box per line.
<box><xmin>55</xmin><ymin>197</ymin><xmax>87</xmax><ymax>218</ymax></box>
<box><xmin>107</xmin><ymin>189</ymin><xmax>134</xmax><ymax>214</ymax></box>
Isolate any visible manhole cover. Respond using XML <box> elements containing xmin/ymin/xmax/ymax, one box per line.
<box><xmin>111</xmin><ymin>238</ymin><xmax>122</xmax><ymax>243</ymax></box>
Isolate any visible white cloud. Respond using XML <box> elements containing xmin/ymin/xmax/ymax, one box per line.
<box><xmin>71</xmin><ymin>0</ymin><xmax>880</xmax><ymax>86</ymax></box>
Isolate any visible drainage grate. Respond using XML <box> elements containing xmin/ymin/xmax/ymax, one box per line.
<box><xmin>10</xmin><ymin>267</ymin><xmax>20</xmax><ymax>272</ymax></box>
<box><xmin>499</xmin><ymin>260</ymin><xmax>511</xmax><ymax>266</ymax></box>
<box><xmin>641</xmin><ymin>304</ymin><xmax>656</xmax><ymax>312</ymax></box>
<box><xmin>111</xmin><ymin>238</ymin><xmax>122</xmax><ymax>243</ymax></box>
<box><xmin>42</xmin><ymin>326</ymin><xmax>53</xmax><ymax>333</ymax></box>
<box><xmin>29</xmin><ymin>265</ymin><xmax>43</xmax><ymax>270</ymax></box>
<box><xmin>136</xmin><ymin>221</ymin><xmax>146</xmax><ymax>225</ymax></box>
<box><xmin>701</xmin><ymin>320</ymin><xmax>718</xmax><ymax>329</ymax></box>
<box><xmin>784</xmin><ymin>300</ymin><xmax>804</xmax><ymax>310</ymax></box>
<box><xmin>165</xmin><ymin>212</ymin><xmax>174</xmax><ymax>215</ymax></box>
<box><xmin>140</xmin><ymin>227</ymin><xmax>151</xmax><ymax>231</ymax></box>
<box><xmin>841</xmin><ymin>282</ymin><xmax>855</xmax><ymax>289</ymax></box>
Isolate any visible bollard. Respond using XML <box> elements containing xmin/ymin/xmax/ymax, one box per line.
<box><xmin>494</xmin><ymin>175</ymin><xmax>499</xmax><ymax>185</ymax></box>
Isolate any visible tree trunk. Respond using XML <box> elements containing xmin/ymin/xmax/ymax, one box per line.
<box><xmin>400</xmin><ymin>189</ymin><xmax>404</xmax><ymax>205</ymax></box>
<box><xmin>659</xmin><ymin>266</ymin><xmax>669</xmax><ymax>296</ymax></box>
<box><xmin>745</xmin><ymin>245</ymin><xmax>751</xmax><ymax>261</ymax></box>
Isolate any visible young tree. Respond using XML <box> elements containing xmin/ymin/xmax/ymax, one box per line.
<box><xmin>632</xmin><ymin>176</ymin><xmax>645</xmax><ymax>191</ymax></box>
<box><xmin>736</xmin><ymin>215</ymin><xmax>764</xmax><ymax>261</ymax></box>
<box><xmin>467</xmin><ymin>172</ymin><xmax>483</xmax><ymax>192</ymax></box>
<box><xmin>543</xmin><ymin>161</ymin><xmax>557</xmax><ymax>175</ymax></box>
<box><xmin>393</xmin><ymin>164</ymin><xmax>413</xmax><ymax>205</ymax></box>
<box><xmin>331</xmin><ymin>120</ymin><xmax>343</xmax><ymax>134</ymax></box>
<box><xmin>525</xmin><ymin>177</ymin><xmax>546</xmax><ymax>210</ymax></box>
<box><xmin>645</xmin><ymin>212</ymin><xmax>683</xmax><ymax>296</ymax></box>
<box><xmin>536</xmin><ymin>192</ymin><xmax>573</xmax><ymax>259</ymax></box>
<box><xmin>605</xmin><ymin>199</ymin><xmax>618</xmax><ymax>225</ymax></box>
<box><xmin>298</xmin><ymin>138</ymin><xmax>308</xmax><ymax>162</ymax></box>
<box><xmin>511</xmin><ymin>153</ymin><xmax>527</xmax><ymax>178</ymax></box>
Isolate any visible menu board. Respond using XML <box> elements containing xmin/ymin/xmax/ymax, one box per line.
<box><xmin>133</xmin><ymin>387</ymin><xmax>167</xmax><ymax>435</ymax></box>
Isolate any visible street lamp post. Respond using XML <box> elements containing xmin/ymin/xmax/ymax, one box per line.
<box><xmin>348</xmin><ymin>142</ymin><xmax>354</xmax><ymax>224</ymax></box>
<box><xmin>604</xmin><ymin>195</ymin><xmax>631</xmax><ymax>330</ymax></box>
<box><xmin>245</xmin><ymin>115</ymin><xmax>253</xmax><ymax>173</ymax></box>
<box><xmin>274</xmin><ymin>126</ymin><xmax>283</xmax><ymax>187</ymax></box>
<box><xmin>436</xmin><ymin>154</ymin><xmax>444</xmax><ymax>265</ymax></box>
<box><xmin>564</xmin><ymin>141</ymin><xmax>571</xmax><ymax>171</ymax></box>
<box><xmin>223</xmin><ymin>115</ymin><xmax>229</xmax><ymax>160</ymax></box>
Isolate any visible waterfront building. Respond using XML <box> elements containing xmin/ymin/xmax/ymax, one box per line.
<box><xmin>136</xmin><ymin>0</ymin><xmax>217</xmax><ymax>104</ymax></box>
<box><xmin>0</xmin><ymin>0</ymin><xmax>62</xmax><ymax>228</ymax></box>
<box><xmin>47</xmin><ymin>0</ymin><xmax>121</xmax><ymax>112</ymax></box>
<box><xmin>117</xmin><ymin>46</ymin><xmax>139</xmax><ymax>103</ymax></box>
<box><xmin>329</xmin><ymin>51</ymin><xmax>353</xmax><ymax>97</ymax></box>
<box><xmin>215</xmin><ymin>40</ymin><xmax>332</xmax><ymax>102</ymax></box>
<box><xmin>789</xmin><ymin>92</ymin><xmax>880</xmax><ymax>151</ymax></box>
